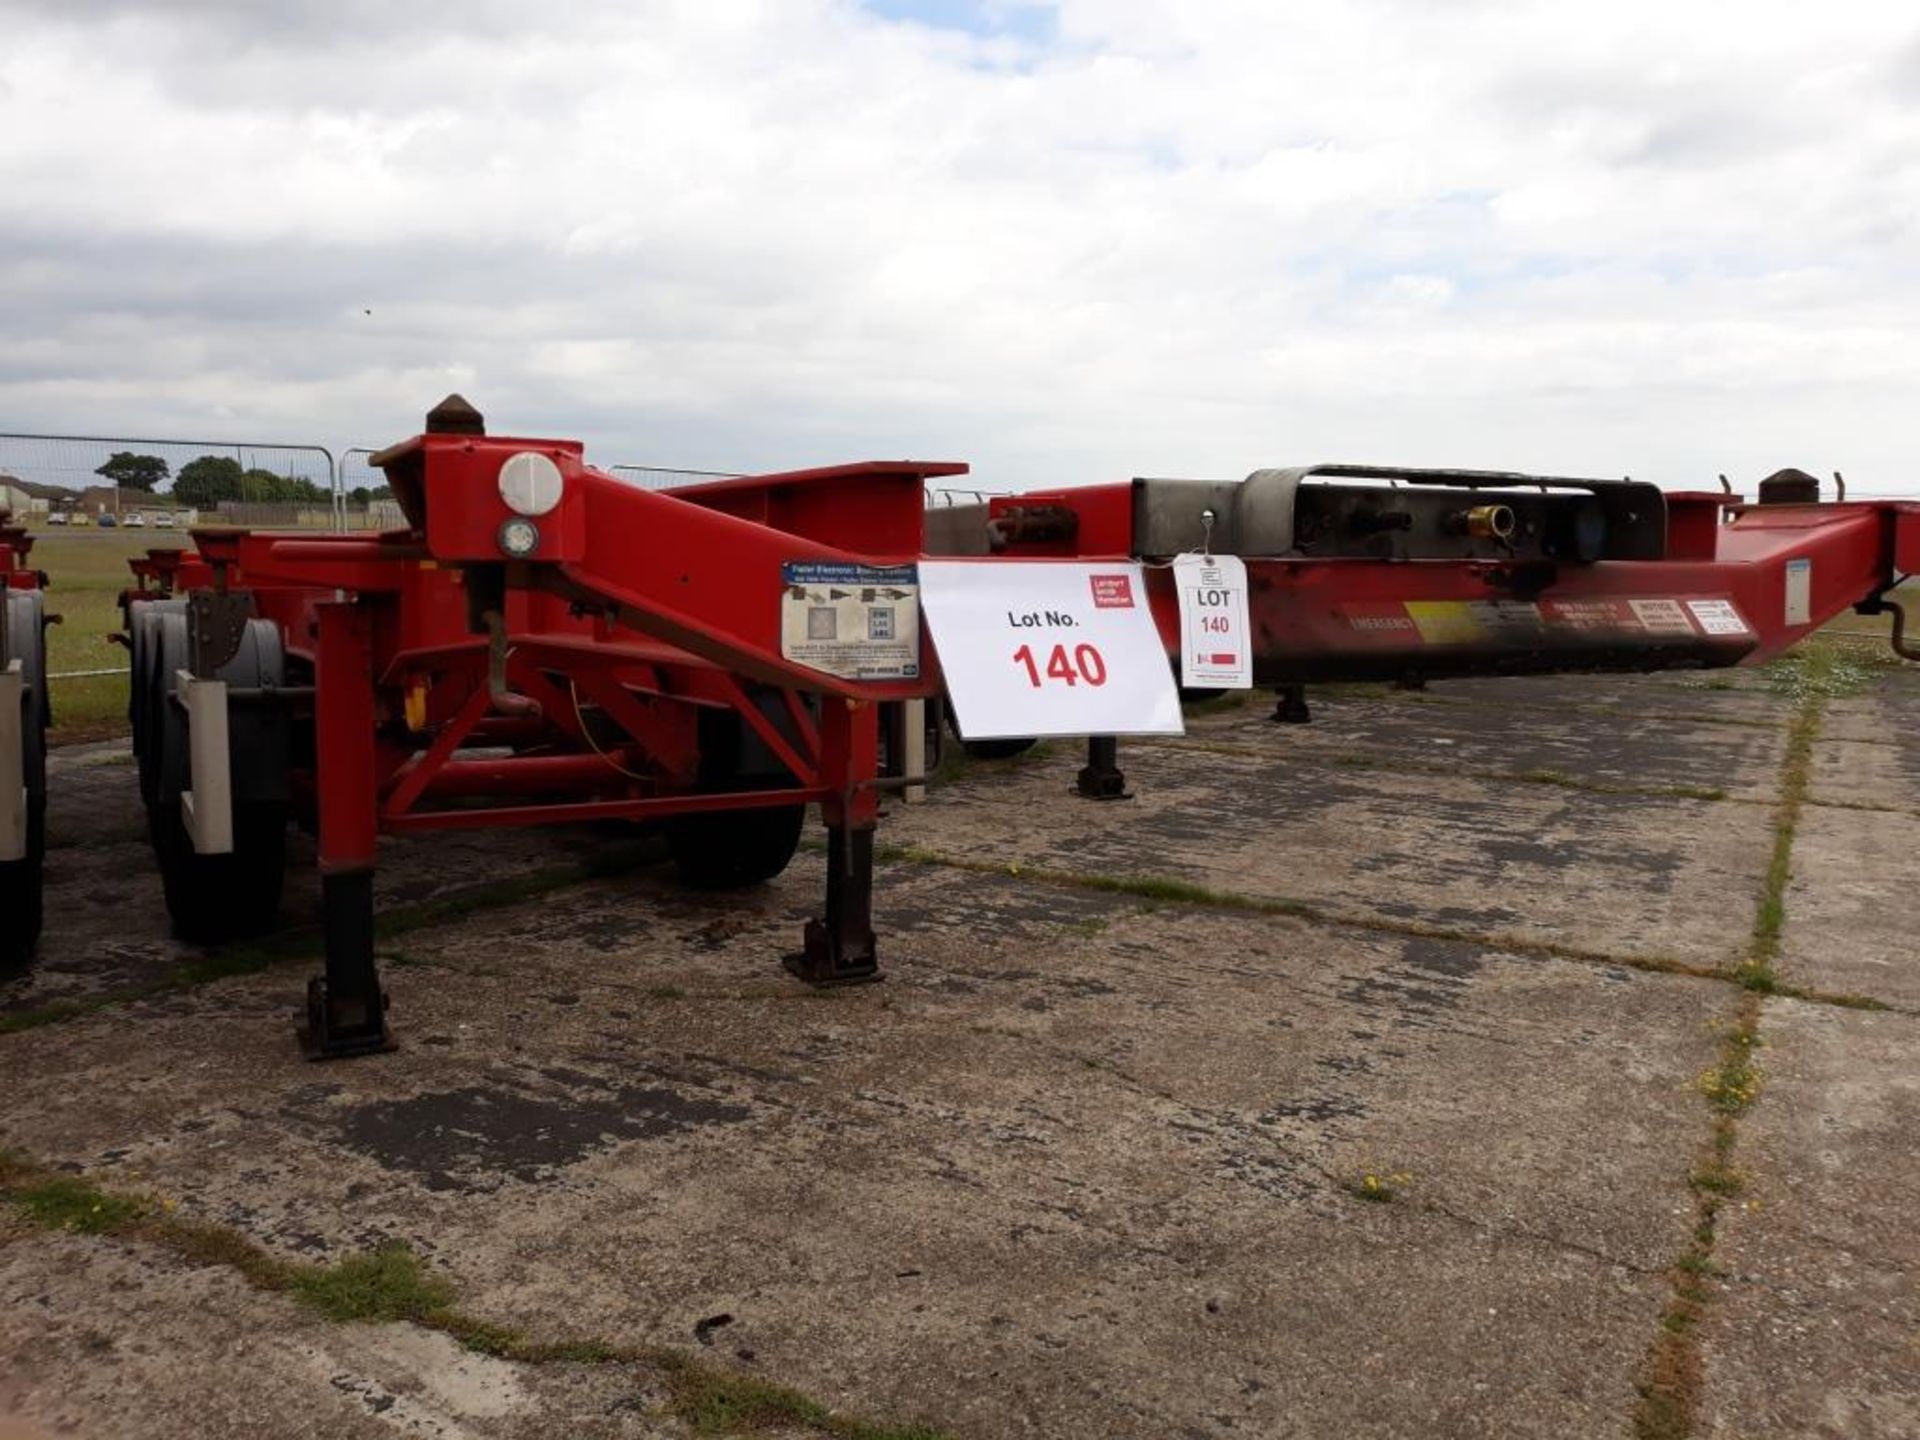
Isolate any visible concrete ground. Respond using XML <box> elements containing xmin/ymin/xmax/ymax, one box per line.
<box><xmin>2</xmin><ymin>656</ymin><xmax>1916</xmax><ymax>1438</ymax></box>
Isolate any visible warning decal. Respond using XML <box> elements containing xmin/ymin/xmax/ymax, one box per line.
<box><xmin>1687</xmin><ymin>599</ymin><xmax>1750</xmax><ymax>637</ymax></box>
<box><xmin>1630</xmin><ymin>599</ymin><xmax>1694</xmax><ymax>636</ymax></box>
<box><xmin>780</xmin><ymin>562</ymin><xmax>920</xmax><ymax>680</ymax></box>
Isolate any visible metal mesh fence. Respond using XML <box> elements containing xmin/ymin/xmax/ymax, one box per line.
<box><xmin>0</xmin><ymin>431</ymin><xmax>335</xmax><ymax>527</ymax></box>
<box><xmin>0</xmin><ymin>433</ymin><xmax>337</xmax><ymax>704</ymax></box>
<box><xmin>336</xmin><ymin>448</ymin><xmax>407</xmax><ymax>530</ymax></box>
<box><xmin>608</xmin><ymin>463</ymin><xmax>743</xmax><ymax>490</ymax></box>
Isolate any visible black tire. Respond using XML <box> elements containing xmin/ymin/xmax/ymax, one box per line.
<box><xmin>152</xmin><ymin>799</ymin><xmax>289</xmax><ymax>944</ymax></box>
<box><xmin>942</xmin><ymin>698</ymin><xmax>1036</xmax><ymax>761</ymax></box>
<box><xmin>961</xmin><ymin>736</ymin><xmax>1038</xmax><ymax>760</ymax></box>
<box><xmin>667</xmin><ymin>804</ymin><xmax>805</xmax><ymax>889</ymax></box>
<box><xmin>0</xmin><ymin>794</ymin><xmax>45</xmax><ymax>971</ymax></box>
<box><xmin>4</xmin><ymin>590</ymin><xmax>48</xmax><ymax>970</ymax></box>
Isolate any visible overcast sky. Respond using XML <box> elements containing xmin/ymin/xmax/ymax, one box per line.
<box><xmin>1</xmin><ymin>0</ymin><xmax>1916</xmax><ymax>493</ymax></box>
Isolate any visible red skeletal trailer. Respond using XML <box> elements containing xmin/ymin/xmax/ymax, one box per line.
<box><xmin>117</xmin><ymin>400</ymin><xmax>1920</xmax><ymax>1058</ymax></box>
<box><xmin>123</xmin><ymin>397</ymin><xmax>952</xmax><ymax>1056</ymax></box>
<box><xmin>927</xmin><ymin>464</ymin><xmax>1920</xmax><ymax>793</ymax></box>
<box><xmin>2</xmin><ymin>509</ymin><xmax>52</xmax><ymax>968</ymax></box>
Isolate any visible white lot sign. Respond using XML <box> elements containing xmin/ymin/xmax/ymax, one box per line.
<box><xmin>920</xmin><ymin>561</ymin><xmax>1184</xmax><ymax>740</ymax></box>
<box><xmin>1173</xmin><ymin>554</ymin><xmax>1252</xmax><ymax>689</ymax></box>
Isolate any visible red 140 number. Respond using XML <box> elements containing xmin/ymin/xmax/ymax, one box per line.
<box><xmin>1013</xmin><ymin>642</ymin><xmax>1108</xmax><ymax>688</ymax></box>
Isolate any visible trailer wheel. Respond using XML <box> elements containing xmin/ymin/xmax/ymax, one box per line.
<box><xmin>667</xmin><ymin>804</ymin><xmax>805</xmax><ymax>889</ymax></box>
<box><xmin>0</xmin><ymin>795</ymin><xmax>44</xmax><ymax>971</ymax></box>
<box><xmin>152</xmin><ymin>799</ymin><xmax>289</xmax><ymax>943</ymax></box>
<box><xmin>144</xmin><ymin>608</ymin><xmax>291</xmax><ymax>942</ymax></box>
<box><xmin>941</xmin><ymin>700</ymin><xmax>1037</xmax><ymax>761</ymax></box>
<box><xmin>3</xmin><ymin>591</ymin><xmax>48</xmax><ymax>970</ymax></box>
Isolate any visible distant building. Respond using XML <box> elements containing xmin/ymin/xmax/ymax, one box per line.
<box><xmin>77</xmin><ymin>485</ymin><xmax>155</xmax><ymax>516</ymax></box>
<box><xmin>0</xmin><ymin>480</ymin><xmax>33</xmax><ymax>514</ymax></box>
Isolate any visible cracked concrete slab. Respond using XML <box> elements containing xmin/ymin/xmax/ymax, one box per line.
<box><xmin>1187</xmin><ymin>680</ymin><xmax>1789</xmax><ymax>802</ymax></box>
<box><xmin>0</xmin><ymin>1226</ymin><xmax>697</xmax><ymax>1439</ymax></box>
<box><xmin>1</xmin><ymin>667</ymin><xmax>1910</xmax><ymax>1438</ymax></box>
<box><xmin>1696</xmin><ymin>998</ymin><xmax>1920</xmax><ymax>1439</ymax></box>
<box><xmin>894</xmin><ymin>735</ymin><xmax>1770</xmax><ymax>967</ymax></box>
<box><xmin>0</xmin><ymin>861</ymin><xmax>1719</xmax><ymax>1439</ymax></box>
<box><xmin>1779</xmin><ymin>804</ymin><xmax>1920</xmax><ymax>1009</ymax></box>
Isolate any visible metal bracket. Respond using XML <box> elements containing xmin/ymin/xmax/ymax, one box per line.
<box><xmin>176</xmin><ymin>670</ymin><xmax>233</xmax><ymax>855</ymax></box>
<box><xmin>0</xmin><ymin>660</ymin><xmax>23</xmax><ymax>862</ymax></box>
<box><xmin>186</xmin><ymin>588</ymin><xmax>256</xmax><ymax>678</ymax></box>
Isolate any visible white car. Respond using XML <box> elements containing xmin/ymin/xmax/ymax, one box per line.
<box><xmin>154</xmin><ymin>512</ymin><xmax>175</xmax><ymax>529</ymax></box>
<box><xmin>46</xmin><ymin>511</ymin><xmax>67</xmax><ymax>526</ymax></box>
<box><xmin>125</xmin><ymin>513</ymin><xmax>146</xmax><ymax>528</ymax></box>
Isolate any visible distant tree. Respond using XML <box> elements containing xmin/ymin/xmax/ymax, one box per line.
<box><xmin>94</xmin><ymin>451</ymin><xmax>169</xmax><ymax>493</ymax></box>
<box><xmin>172</xmin><ymin>455</ymin><xmax>245</xmax><ymax>509</ymax></box>
<box><xmin>349</xmin><ymin>486</ymin><xmax>371</xmax><ymax>507</ymax></box>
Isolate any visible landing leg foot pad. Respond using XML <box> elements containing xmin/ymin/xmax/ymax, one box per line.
<box><xmin>1272</xmin><ymin>685</ymin><xmax>1312</xmax><ymax>724</ymax></box>
<box><xmin>785</xmin><ymin>934</ymin><xmax>883</xmax><ymax>988</ymax></box>
<box><xmin>299</xmin><ymin>976</ymin><xmax>395</xmax><ymax>1061</ymax></box>
<box><xmin>1075</xmin><ymin>736</ymin><xmax>1131</xmax><ymax>800</ymax></box>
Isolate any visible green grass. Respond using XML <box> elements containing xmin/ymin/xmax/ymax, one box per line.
<box><xmin>0</xmin><ymin>1145</ymin><xmax>954</xmax><ymax>1439</ymax></box>
<box><xmin>24</xmin><ymin>527</ymin><xmax>154</xmax><ymax>741</ymax></box>
<box><xmin>288</xmin><ymin>1244</ymin><xmax>458</xmax><ymax>1323</ymax></box>
<box><xmin>9</xmin><ymin>1173</ymin><xmax>149</xmax><ymax>1233</ymax></box>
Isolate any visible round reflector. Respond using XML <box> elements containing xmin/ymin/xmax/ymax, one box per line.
<box><xmin>498</xmin><ymin>451</ymin><xmax>564</xmax><ymax>516</ymax></box>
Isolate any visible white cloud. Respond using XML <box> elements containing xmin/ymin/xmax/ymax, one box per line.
<box><xmin>1</xmin><ymin>0</ymin><xmax>1917</xmax><ymax>491</ymax></box>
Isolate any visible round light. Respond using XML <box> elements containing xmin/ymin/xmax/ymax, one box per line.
<box><xmin>497</xmin><ymin>516</ymin><xmax>541</xmax><ymax>557</ymax></box>
<box><xmin>498</xmin><ymin>451</ymin><xmax>565</xmax><ymax>516</ymax></box>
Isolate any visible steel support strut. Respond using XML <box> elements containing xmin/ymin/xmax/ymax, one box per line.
<box><xmin>301</xmin><ymin>601</ymin><xmax>394</xmax><ymax>1058</ymax></box>
<box><xmin>1076</xmin><ymin>735</ymin><xmax>1130</xmax><ymax>800</ymax></box>
<box><xmin>791</xmin><ymin>698</ymin><xmax>881</xmax><ymax>985</ymax></box>
<box><xmin>1272</xmin><ymin>685</ymin><xmax>1311</xmax><ymax>724</ymax></box>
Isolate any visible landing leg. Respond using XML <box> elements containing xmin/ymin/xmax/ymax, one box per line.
<box><xmin>301</xmin><ymin>869</ymin><xmax>392</xmax><ymax>1059</ymax></box>
<box><xmin>1272</xmin><ymin>684</ymin><xmax>1311</xmax><ymax>724</ymax></box>
<box><xmin>301</xmin><ymin>601</ymin><xmax>393</xmax><ymax>1058</ymax></box>
<box><xmin>790</xmin><ymin>697</ymin><xmax>883</xmax><ymax>986</ymax></box>
<box><xmin>791</xmin><ymin>824</ymin><xmax>879</xmax><ymax>985</ymax></box>
<box><xmin>1075</xmin><ymin>735</ymin><xmax>1130</xmax><ymax>800</ymax></box>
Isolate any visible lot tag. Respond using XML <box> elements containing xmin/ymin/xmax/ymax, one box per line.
<box><xmin>919</xmin><ymin>560</ymin><xmax>1184</xmax><ymax>740</ymax></box>
<box><xmin>1173</xmin><ymin>554</ymin><xmax>1252</xmax><ymax>689</ymax></box>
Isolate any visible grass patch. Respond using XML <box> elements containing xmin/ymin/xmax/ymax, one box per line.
<box><xmin>1699</xmin><ymin>1021</ymin><xmax>1763</xmax><ymax>1116</ymax></box>
<box><xmin>26</xmin><ymin>528</ymin><xmax>154</xmax><ymax>743</ymax></box>
<box><xmin>9</xmin><ymin>1173</ymin><xmax>148</xmax><ymax>1233</ymax></box>
<box><xmin>0</xmin><ymin>1146</ymin><xmax>951</xmax><ymax>1438</ymax></box>
<box><xmin>1735</xmin><ymin>648</ymin><xmax>1826</xmax><ymax>993</ymax></box>
<box><xmin>288</xmin><ymin>1243</ymin><xmax>458</xmax><ymax>1323</ymax></box>
<box><xmin>1634</xmin><ymin>652</ymin><xmax>1828</xmax><ymax>1440</ymax></box>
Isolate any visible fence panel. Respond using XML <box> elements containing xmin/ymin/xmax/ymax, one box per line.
<box><xmin>0</xmin><ymin>431</ymin><xmax>336</xmax><ymax>729</ymax></box>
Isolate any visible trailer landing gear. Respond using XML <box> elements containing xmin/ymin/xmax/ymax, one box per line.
<box><xmin>1076</xmin><ymin>735</ymin><xmax>1130</xmax><ymax>800</ymax></box>
<box><xmin>300</xmin><ymin>870</ymin><xmax>394</xmax><ymax>1060</ymax></box>
<box><xmin>1272</xmin><ymin>685</ymin><xmax>1312</xmax><ymax>724</ymax></box>
<box><xmin>790</xmin><ymin>824</ymin><xmax>880</xmax><ymax>986</ymax></box>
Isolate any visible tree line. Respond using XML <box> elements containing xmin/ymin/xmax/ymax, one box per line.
<box><xmin>93</xmin><ymin>452</ymin><xmax>392</xmax><ymax>509</ymax></box>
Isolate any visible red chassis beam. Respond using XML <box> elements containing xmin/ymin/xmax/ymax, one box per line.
<box><xmin>978</xmin><ymin>480</ymin><xmax>1920</xmax><ymax>683</ymax></box>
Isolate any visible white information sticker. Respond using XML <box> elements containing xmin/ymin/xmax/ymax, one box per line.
<box><xmin>1630</xmin><ymin>598</ymin><xmax>1695</xmax><ymax>636</ymax></box>
<box><xmin>1173</xmin><ymin>554</ymin><xmax>1253</xmax><ymax>689</ymax></box>
<box><xmin>1784</xmin><ymin>558</ymin><xmax>1812</xmax><ymax>627</ymax></box>
<box><xmin>1687</xmin><ymin>599</ymin><xmax>1751</xmax><ymax>637</ymax></box>
<box><xmin>919</xmin><ymin>561</ymin><xmax>1184</xmax><ymax>740</ymax></box>
<box><xmin>780</xmin><ymin>562</ymin><xmax>921</xmax><ymax>680</ymax></box>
